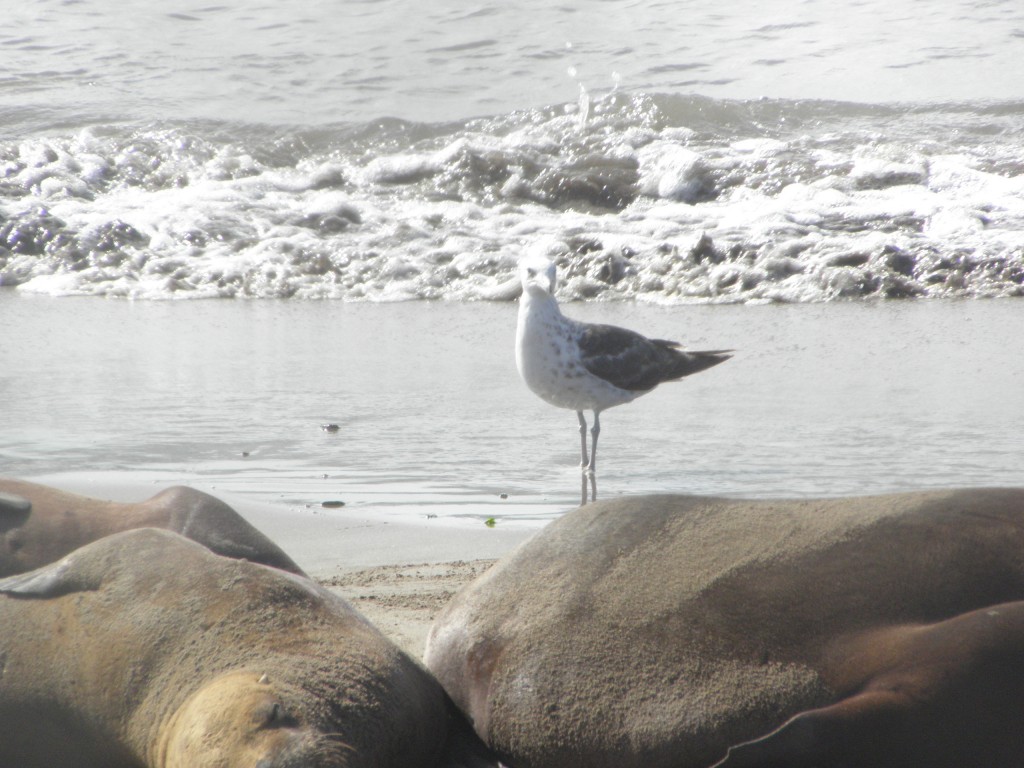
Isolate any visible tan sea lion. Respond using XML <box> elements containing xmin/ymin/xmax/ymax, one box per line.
<box><xmin>0</xmin><ymin>477</ymin><xmax>304</xmax><ymax>576</ymax></box>
<box><xmin>425</xmin><ymin>489</ymin><xmax>1024</xmax><ymax>768</ymax></box>
<box><xmin>0</xmin><ymin>527</ymin><xmax>483</xmax><ymax>768</ymax></box>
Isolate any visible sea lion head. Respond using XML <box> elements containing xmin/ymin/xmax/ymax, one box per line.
<box><xmin>162</xmin><ymin>670</ymin><xmax>355</xmax><ymax>768</ymax></box>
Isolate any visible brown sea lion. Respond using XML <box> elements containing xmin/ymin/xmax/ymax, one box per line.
<box><xmin>0</xmin><ymin>527</ymin><xmax>475</xmax><ymax>768</ymax></box>
<box><xmin>714</xmin><ymin>600</ymin><xmax>1024</xmax><ymax>767</ymax></box>
<box><xmin>0</xmin><ymin>477</ymin><xmax>304</xmax><ymax>576</ymax></box>
<box><xmin>425</xmin><ymin>489</ymin><xmax>1024</xmax><ymax>768</ymax></box>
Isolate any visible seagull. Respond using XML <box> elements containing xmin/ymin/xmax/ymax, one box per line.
<box><xmin>515</xmin><ymin>255</ymin><xmax>731</xmax><ymax>505</ymax></box>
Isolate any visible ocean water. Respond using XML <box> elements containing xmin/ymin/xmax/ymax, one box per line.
<box><xmin>3</xmin><ymin>0</ymin><xmax>1024</xmax><ymax>302</ymax></box>
<box><xmin>3</xmin><ymin>295</ymin><xmax>1022</xmax><ymax>525</ymax></box>
<box><xmin>1</xmin><ymin>0</ymin><xmax>1022</xmax><ymax>524</ymax></box>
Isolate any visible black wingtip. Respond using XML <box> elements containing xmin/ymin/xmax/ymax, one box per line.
<box><xmin>670</xmin><ymin>348</ymin><xmax>733</xmax><ymax>378</ymax></box>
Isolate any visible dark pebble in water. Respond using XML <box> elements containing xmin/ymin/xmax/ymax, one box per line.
<box><xmin>499</xmin><ymin>493</ymin><xmax>509</xmax><ymax>499</ymax></box>
<box><xmin>241</xmin><ymin>451</ymin><xmax>250</xmax><ymax>457</ymax></box>
<box><xmin>321</xmin><ymin>500</ymin><xmax>346</xmax><ymax>508</ymax></box>
<box><xmin>321</xmin><ymin>423</ymin><xmax>341</xmax><ymax>433</ymax></box>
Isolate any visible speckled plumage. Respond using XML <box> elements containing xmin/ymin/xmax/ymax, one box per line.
<box><xmin>515</xmin><ymin>255</ymin><xmax>731</xmax><ymax>503</ymax></box>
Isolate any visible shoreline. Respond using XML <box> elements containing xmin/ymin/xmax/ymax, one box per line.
<box><xmin>8</xmin><ymin>299</ymin><xmax>1024</xmax><ymax>512</ymax></box>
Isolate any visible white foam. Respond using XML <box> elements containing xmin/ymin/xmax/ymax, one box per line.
<box><xmin>3</xmin><ymin>98</ymin><xmax>1024</xmax><ymax>302</ymax></box>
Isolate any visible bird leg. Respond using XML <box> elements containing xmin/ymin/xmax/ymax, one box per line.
<box><xmin>576</xmin><ymin>411</ymin><xmax>600</xmax><ymax>504</ymax></box>
<box><xmin>588</xmin><ymin>411</ymin><xmax>600</xmax><ymax>503</ymax></box>
<box><xmin>577</xmin><ymin>411</ymin><xmax>589</xmax><ymax>506</ymax></box>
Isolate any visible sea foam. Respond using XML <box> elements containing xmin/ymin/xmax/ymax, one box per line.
<box><xmin>2</xmin><ymin>94</ymin><xmax>1023</xmax><ymax>302</ymax></box>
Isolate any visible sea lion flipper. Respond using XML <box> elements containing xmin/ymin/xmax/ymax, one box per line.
<box><xmin>712</xmin><ymin>689</ymin><xmax>909</xmax><ymax>768</ymax></box>
<box><xmin>0</xmin><ymin>554</ymin><xmax>100</xmax><ymax>597</ymax></box>
<box><xmin>711</xmin><ymin>710</ymin><xmax>826</xmax><ymax>768</ymax></box>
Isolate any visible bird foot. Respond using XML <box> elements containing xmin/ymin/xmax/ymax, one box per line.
<box><xmin>580</xmin><ymin>466</ymin><xmax>597</xmax><ymax>504</ymax></box>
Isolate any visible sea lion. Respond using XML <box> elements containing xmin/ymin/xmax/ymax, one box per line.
<box><xmin>0</xmin><ymin>527</ymin><xmax>465</xmax><ymax>768</ymax></box>
<box><xmin>425</xmin><ymin>489</ymin><xmax>1024</xmax><ymax>768</ymax></box>
<box><xmin>713</xmin><ymin>600</ymin><xmax>1024</xmax><ymax>767</ymax></box>
<box><xmin>0</xmin><ymin>477</ymin><xmax>303</xmax><ymax>576</ymax></box>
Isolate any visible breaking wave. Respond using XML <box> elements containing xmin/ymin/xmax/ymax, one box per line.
<box><xmin>2</xmin><ymin>94</ymin><xmax>1023</xmax><ymax>302</ymax></box>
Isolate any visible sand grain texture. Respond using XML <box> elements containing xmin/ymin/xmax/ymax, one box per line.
<box><xmin>323</xmin><ymin>560</ymin><xmax>498</xmax><ymax>657</ymax></box>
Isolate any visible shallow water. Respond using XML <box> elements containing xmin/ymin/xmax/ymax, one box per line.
<box><xmin>3</xmin><ymin>293</ymin><xmax>1021</xmax><ymax>527</ymax></box>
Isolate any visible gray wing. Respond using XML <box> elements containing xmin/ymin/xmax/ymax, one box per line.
<box><xmin>577</xmin><ymin>322</ymin><xmax>731</xmax><ymax>391</ymax></box>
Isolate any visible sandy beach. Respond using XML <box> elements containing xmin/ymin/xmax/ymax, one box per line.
<box><xmin>302</xmin><ymin>515</ymin><xmax>532</xmax><ymax>658</ymax></box>
<box><xmin>321</xmin><ymin>560</ymin><xmax>500</xmax><ymax>657</ymax></box>
<box><xmin>293</xmin><ymin>517</ymin><xmax>527</xmax><ymax>658</ymax></box>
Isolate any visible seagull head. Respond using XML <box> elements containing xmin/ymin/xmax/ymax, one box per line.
<box><xmin>518</xmin><ymin>255</ymin><xmax>557</xmax><ymax>297</ymax></box>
